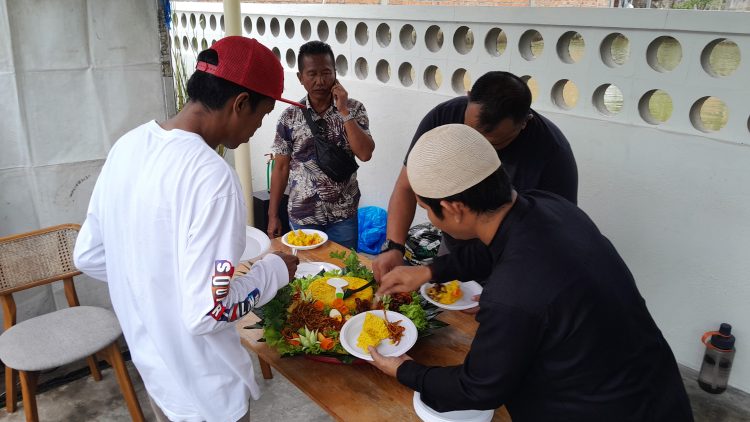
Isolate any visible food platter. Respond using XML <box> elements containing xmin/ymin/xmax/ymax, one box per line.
<box><xmin>420</xmin><ymin>281</ymin><xmax>483</xmax><ymax>311</ymax></box>
<box><xmin>339</xmin><ymin>310</ymin><xmax>418</xmax><ymax>361</ymax></box>
<box><xmin>280</xmin><ymin>229</ymin><xmax>328</xmax><ymax>250</ymax></box>
<box><xmin>257</xmin><ymin>250</ymin><xmax>446</xmax><ymax>363</ymax></box>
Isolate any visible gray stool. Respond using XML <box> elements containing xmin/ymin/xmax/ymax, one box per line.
<box><xmin>0</xmin><ymin>224</ymin><xmax>144</xmax><ymax>422</ymax></box>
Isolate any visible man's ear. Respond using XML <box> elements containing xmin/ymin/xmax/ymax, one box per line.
<box><xmin>440</xmin><ymin>200</ymin><xmax>465</xmax><ymax>223</ymax></box>
<box><xmin>232</xmin><ymin>92</ymin><xmax>250</xmax><ymax>115</ymax></box>
<box><xmin>297</xmin><ymin>72</ymin><xmax>303</xmax><ymax>84</ymax></box>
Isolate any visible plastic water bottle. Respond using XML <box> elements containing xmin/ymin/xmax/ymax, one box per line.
<box><xmin>698</xmin><ymin>323</ymin><xmax>736</xmax><ymax>394</ymax></box>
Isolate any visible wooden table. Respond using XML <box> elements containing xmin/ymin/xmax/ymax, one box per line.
<box><xmin>237</xmin><ymin>239</ymin><xmax>511</xmax><ymax>422</ymax></box>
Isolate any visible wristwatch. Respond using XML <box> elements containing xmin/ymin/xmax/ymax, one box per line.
<box><xmin>341</xmin><ymin>113</ymin><xmax>357</xmax><ymax>124</ymax></box>
<box><xmin>381</xmin><ymin>239</ymin><xmax>405</xmax><ymax>254</ymax></box>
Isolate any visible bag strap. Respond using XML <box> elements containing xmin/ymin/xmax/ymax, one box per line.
<box><xmin>301</xmin><ymin>107</ymin><xmax>321</xmax><ymax>138</ymax></box>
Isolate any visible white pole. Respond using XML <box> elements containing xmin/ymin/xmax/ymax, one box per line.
<box><xmin>223</xmin><ymin>0</ymin><xmax>254</xmax><ymax>226</ymax></box>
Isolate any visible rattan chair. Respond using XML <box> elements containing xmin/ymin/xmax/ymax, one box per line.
<box><xmin>0</xmin><ymin>224</ymin><xmax>144</xmax><ymax>422</ymax></box>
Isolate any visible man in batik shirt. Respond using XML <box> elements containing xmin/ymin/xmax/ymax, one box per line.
<box><xmin>268</xmin><ymin>41</ymin><xmax>375</xmax><ymax>249</ymax></box>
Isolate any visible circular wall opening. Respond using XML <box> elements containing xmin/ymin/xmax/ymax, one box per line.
<box><xmin>336</xmin><ymin>55</ymin><xmax>348</xmax><ymax>76</ymax></box>
<box><xmin>593</xmin><ymin>83</ymin><xmax>624</xmax><ymax>116</ymax></box>
<box><xmin>272</xmin><ymin>47</ymin><xmax>281</xmax><ymax>61</ymax></box>
<box><xmin>285</xmin><ymin>18</ymin><xmax>295</xmax><ymax>39</ymax></box>
<box><xmin>451</xmin><ymin>68</ymin><xmax>472</xmax><ymax>94</ymax></box>
<box><xmin>243</xmin><ymin>16</ymin><xmax>252</xmax><ymax>34</ymax></box>
<box><xmin>647</xmin><ymin>36</ymin><xmax>682</xmax><ymax>72</ymax></box>
<box><xmin>376</xmin><ymin>23</ymin><xmax>391</xmax><ymax>47</ymax></box>
<box><xmin>520</xmin><ymin>30</ymin><xmax>544</xmax><ymax>61</ymax></box>
<box><xmin>453</xmin><ymin>26</ymin><xmax>474</xmax><ymax>55</ymax></box>
<box><xmin>220</xmin><ymin>15</ymin><xmax>224</xmax><ymax>31</ymax></box>
<box><xmin>257</xmin><ymin>17</ymin><xmax>266</xmax><ymax>35</ymax></box>
<box><xmin>376</xmin><ymin>60</ymin><xmax>391</xmax><ymax>83</ymax></box>
<box><xmin>199</xmin><ymin>14</ymin><xmax>206</xmax><ymax>29</ymax></box>
<box><xmin>398</xmin><ymin>62</ymin><xmax>415</xmax><ymax>87</ymax></box>
<box><xmin>317</xmin><ymin>21</ymin><xmax>329</xmax><ymax>41</ymax></box>
<box><xmin>638</xmin><ymin>89</ymin><xmax>673</xmax><ymax>124</ymax></box>
<box><xmin>209</xmin><ymin>15</ymin><xmax>217</xmax><ymax>31</ymax></box>
<box><xmin>424</xmin><ymin>65</ymin><xmax>443</xmax><ymax>91</ymax></box>
<box><xmin>355</xmin><ymin>22</ymin><xmax>369</xmax><ymax>45</ymax></box>
<box><xmin>690</xmin><ymin>96</ymin><xmax>729</xmax><ymax>132</ymax></box>
<box><xmin>400</xmin><ymin>24</ymin><xmax>416</xmax><ymax>50</ymax></box>
<box><xmin>485</xmin><ymin>28</ymin><xmax>507</xmax><ymax>57</ymax></box>
<box><xmin>557</xmin><ymin>31</ymin><xmax>585</xmax><ymax>64</ymax></box>
<box><xmin>425</xmin><ymin>25</ymin><xmax>444</xmax><ymax>53</ymax></box>
<box><xmin>270</xmin><ymin>18</ymin><xmax>280</xmax><ymax>37</ymax></box>
<box><xmin>600</xmin><ymin>33</ymin><xmax>630</xmax><ymax>68</ymax></box>
<box><xmin>301</xmin><ymin>19</ymin><xmax>312</xmax><ymax>40</ymax></box>
<box><xmin>355</xmin><ymin>57</ymin><xmax>368</xmax><ymax>80</ymax></box>
<box><xmin>190</xmin><ymin>13</ymin><xmax>196</xmax><ymax>29</ymax></box>
<box><xmin>551</xmin><ymin>79</ymin><xmax>579</xmax><ymax>110</ymax></box>
<box><xmin>335</xmin><ymin>21</ymin><xmax>348</xmax><ymax>44</ymax></box>
<box><xmin>520</xmin><ymin>75</ymin><xmax>539</xmax><ymax>103</ymax></box>
<box><xmin>701</xmin><ymin>39</ymin><xmax>741</xmax><ymax>77</ymax></box>
<box><xmin>286</xmin><ymin>49</ymin><xmax>296</xmax><ymax>68</ymax></box>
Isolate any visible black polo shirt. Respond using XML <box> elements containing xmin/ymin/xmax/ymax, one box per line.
<box><xmin>398</xmin><ymin>191</ymin><xmax>693</xmax><ymax>422</ymax></box>
<box><xmin>404</xmin><ymin>96</ymin><xmax>578</xmax><ymax>204</ymax></box>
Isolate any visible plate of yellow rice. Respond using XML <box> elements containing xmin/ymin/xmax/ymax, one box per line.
<box><xmin>281</xmin><ymin>228</ymin><xmax>327</xmax><ymax>250</ymax></box>
<box><xmin>420</xmin><ymin>280</ymin><xmax>483</xmax><ymax>311</ymax></box>
<box><xmin>339</xmin><ymin>310</ymin><xmax>418</xmax><ymax>361</ymax></box>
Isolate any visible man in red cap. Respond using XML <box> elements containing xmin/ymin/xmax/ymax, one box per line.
<box><xmin>74</xmin><ymin>37</ymin><xmax>299</xmax><ymax>422</ymax></box>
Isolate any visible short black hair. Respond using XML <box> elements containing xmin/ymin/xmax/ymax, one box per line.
<box><xmin>418</xmin><ymin>167</ymin><xmax>513</xmax><ymax>220</ymax></box>
<box><xmin>187</xmin><ymin>48</ymin><xmax>272</xmax><ymax>111</ymax></box>
<box><xmin>468</xmin><ymin>71</ymin><xmax>532</xmax><ymax>133</ymax></box>
<box><xmin>297</xmin><ymin>41</ymin><xmax>335</xmax><ymax>72</ymax></box>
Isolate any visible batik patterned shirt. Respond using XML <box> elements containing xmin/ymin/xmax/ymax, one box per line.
<box><xmin>271</xmin><ymin>96</ymin><xmax>370</xmax><ymax>225</ymax></box>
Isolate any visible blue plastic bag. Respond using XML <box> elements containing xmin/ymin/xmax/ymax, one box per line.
<box><xmin>357</xmin><ymin>206</ymin><xmax>387</xmax><ymax>254</ymax></box>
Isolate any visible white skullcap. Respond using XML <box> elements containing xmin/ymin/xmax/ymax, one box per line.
<box><xmin>407</xmin><ymin>124</ymin><xmax>501</xmax><ymax>199</ymax></box>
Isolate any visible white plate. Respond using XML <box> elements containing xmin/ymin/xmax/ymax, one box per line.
<box><xmin>280</xmin><ymin>229</ymin><xmax>328</xmax><ymax>250</ymax></box>
<box><xmin>420</xmin><ymin>281</ymin><xmax>483</xmax><ymax>311</ymax></box>
<box><xmin>413</xmin><ymin>392</ymin><xmax>493</xmax><ymax>422</ymax></box>
<box><xmin>339</xmin><ymin>310</ymin><xmax>418</xmax><ymax>361</ymax></box>
<box><xmin>240</xmin><ymin>226</ymin><xmax>271</xmax><ymax>261</ymax></box>
<box><xmin>295</xmin><ymin>262</ymin><xmax>341</xmax><ymax>278</ymax></box>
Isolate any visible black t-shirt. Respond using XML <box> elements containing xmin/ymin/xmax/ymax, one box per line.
<box><xmin>398</xmin><ymin>192</ymin><xmax>694</xmax><ymax>422</ymax></box>
<box><xmin>404</xmin><ymin>96</ymin><xmax>578</xmax><ymax>204</ymax></box>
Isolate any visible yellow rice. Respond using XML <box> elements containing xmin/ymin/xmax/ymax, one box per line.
<box><xmin>357</xmin><ymin>313</ymin><xmax>389</xmax><ymax>353</ymax></box>
<box><xmin>307</xmin><ymin>276</ymin><xmax>373</xmax><ymax>310</ymax></box>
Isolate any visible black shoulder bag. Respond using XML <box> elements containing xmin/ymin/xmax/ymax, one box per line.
<box><xmin>301</xmin><ymin>107</ymin><xmax>359</xmax><ymax>183</ymax></box>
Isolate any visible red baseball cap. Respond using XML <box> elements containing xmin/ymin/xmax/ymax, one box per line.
<box><xmin>195</xmin><ymin>36</ymin><xmax>304</xmax><ymax>108</ymax></box>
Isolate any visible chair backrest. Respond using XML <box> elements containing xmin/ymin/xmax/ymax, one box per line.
<box><xmin>0</xmin><ymin>224</ymin><xmax>82</xmax><ymax>296</ymax></box>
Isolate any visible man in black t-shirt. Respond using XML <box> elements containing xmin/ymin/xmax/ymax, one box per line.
<box><xmin>373</xmin><ymin>71</ymin><xmax>578</xmax><ymax>283</ymax></box>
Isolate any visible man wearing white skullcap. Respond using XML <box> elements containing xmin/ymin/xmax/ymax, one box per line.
<box><xmin>369</xmin><ymin>125</ymin><xmax>693</xmax><ymax>422</ymax></box>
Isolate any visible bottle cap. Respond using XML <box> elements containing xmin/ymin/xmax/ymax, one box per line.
<box><xmin>710</xmin><ymin>323</ymin><xmax>735</xmax><ymax>350</ymax></box>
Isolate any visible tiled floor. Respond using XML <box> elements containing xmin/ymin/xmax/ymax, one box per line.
<box><xmin>0</xmin><ymin>359</ymin><xmax>748</xmax><ymax>421</ymax></box>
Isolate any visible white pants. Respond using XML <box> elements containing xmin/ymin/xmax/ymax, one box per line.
<box><xmin>148</xmin><ymin>396</ymin><xmax>251</xmax><ymax>422</ymax></box>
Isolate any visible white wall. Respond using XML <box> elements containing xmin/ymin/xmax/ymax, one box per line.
<box><xmin>0</xmin><ymin>0</ymin><xmax>169</xmax><ymax>322</ymax></box>
<box><xmin>174</xmin><ymin>3</ymin><xmax>750</xmax><ymax>391</ymax></box>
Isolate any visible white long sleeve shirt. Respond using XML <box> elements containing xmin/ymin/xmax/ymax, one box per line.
<box><xmin>74</xmin><ymin>121</ymin><xmax>288</xmax><ymax>422</ymax></box>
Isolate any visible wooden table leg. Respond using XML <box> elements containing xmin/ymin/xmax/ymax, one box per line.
<box><xmin>258</xmin><ymin>354</ymin><xmax>273</xmax><ymax>379</ymax></box>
